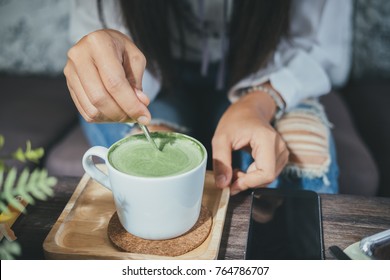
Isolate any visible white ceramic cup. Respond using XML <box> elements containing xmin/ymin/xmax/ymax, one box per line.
<box><xmin>82</xmin><ymin>132</ymin><xmax>207</xmax><ymax>240</ymax></box>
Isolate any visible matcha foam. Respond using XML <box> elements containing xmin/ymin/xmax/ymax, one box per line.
<box><xmin>108</xmin><ymin>132</ymin><xmax>204</xmax><ymax>177</ymax></box>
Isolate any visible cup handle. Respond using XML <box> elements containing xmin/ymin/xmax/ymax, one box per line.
<box><xmin>82</xmin><ymin>146</ymin><xmax>111</xmax><ymax>190</ymax></box>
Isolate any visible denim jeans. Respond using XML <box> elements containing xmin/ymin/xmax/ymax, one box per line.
<box><xmin>80</xmin><ymin>61</ymin><xmax>339</xmax><ymax>194</ymax></box>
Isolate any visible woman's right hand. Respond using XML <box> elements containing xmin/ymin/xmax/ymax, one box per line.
<box><xmin>64</xmin><ymin>29</ymin><xmax>151</xmax><ymax>124</ymax></box>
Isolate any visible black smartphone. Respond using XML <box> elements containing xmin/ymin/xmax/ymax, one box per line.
<box><xmin>245</xmin><ymin>188</ymin><xmax>324</xmax><ymax>260</ymax></box>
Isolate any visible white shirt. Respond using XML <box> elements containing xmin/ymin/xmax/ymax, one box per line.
<box><xmin>69</xmin><ymin>0</ymin><xmax>352</xmax><ymax>110</ymax></box>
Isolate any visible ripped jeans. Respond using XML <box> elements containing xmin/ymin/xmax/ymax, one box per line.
<box><xmin>80</xmin><ymin>61</ymin><xmax>338</xmax><ymax>194</ymax></box>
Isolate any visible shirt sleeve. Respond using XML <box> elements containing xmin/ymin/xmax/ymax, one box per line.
<box><xmin>228</xmin><ymin>0</ymin><xmax>353</xmax><ymax>110</ymax></box>
<box><xmin>68</xmin><ymin>0</ymin><xmax>161</xmax><ymax>101</ymax></box>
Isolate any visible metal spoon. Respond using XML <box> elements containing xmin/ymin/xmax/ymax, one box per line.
<box><xmin>139</xmin><ymin>124</ymin><xmax>160</xmax><ymax>151</ymax></box>
<box><xmin>360</xmin><ymin>228</ymin><xmax>390</xmax><ymax>257</ymax></box>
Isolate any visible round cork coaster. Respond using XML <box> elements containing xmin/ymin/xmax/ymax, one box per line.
<box><xmin>107</xmin><ymin>205</ymin><xmax>212</xmax><ymax>257</ymax></box>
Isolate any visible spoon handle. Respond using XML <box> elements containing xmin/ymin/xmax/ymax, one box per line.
<box><xmin>139</xmin><ymin>124</ymin><xmax>160</xmax><ymax>151</ymax></box>
<box><xmin>360</xmin><ymin>229</ymin><xmax>390</xmax><ymax>257</ymax></box>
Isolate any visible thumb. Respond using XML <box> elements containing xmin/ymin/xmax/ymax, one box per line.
<box><xmin>212</xmin><ymin>137</ymin><xmax>233</xmax><ymax>188</ymax></box>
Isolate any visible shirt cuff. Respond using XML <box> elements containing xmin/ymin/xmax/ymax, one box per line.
<box><xmin>228</xmin><ymin>51</ymin><xmax>331</xmax><ymax>110</ymax></box>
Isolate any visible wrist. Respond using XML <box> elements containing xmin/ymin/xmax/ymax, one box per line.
<box><xmin>238</xmin><ymin>83</ymin><xmax>285</xmax><ymax>121</ymax></box>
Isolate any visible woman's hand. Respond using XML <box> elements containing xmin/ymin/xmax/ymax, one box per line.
<box><xmin>64</xmin><ymin>29</ymin><xmax>151</xmax><ymax>124</ymax></box>
<box><xmin>212</xmin><ymin>88</ymin><xmax>289</xmax><ymax>195</ymax></box>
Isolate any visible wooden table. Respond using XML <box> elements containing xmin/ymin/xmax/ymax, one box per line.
<box><xmin>11</xmin><ymin>176</ymin><xmax>390</xmax><ymax>260</ymax></box>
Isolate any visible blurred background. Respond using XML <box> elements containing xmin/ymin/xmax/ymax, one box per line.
<box><xmin>0</xmin><ymin>0</ymin><xmax>389</xmax><ymax>197</ymax></box>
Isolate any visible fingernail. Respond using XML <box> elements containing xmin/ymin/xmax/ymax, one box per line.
<box><xmin>135</xmin><ymin>89</ymin><xmax>150</xmax><ymax>106</ymax></box>
<box><xmin>216</xmin><ymin>174</ymin><xmax>226</xmax><ymax>187</ymax></box>
<box><xmin>230</xmin><ymin>188</ymin><xmax>240</xmax><ymax>196</ymax></box>
<box><xmin>137</xmin><ymin>116</ymin><xmax>149</xmax><ymax>125</ymax></box>
<box><xmin>135</xmin><ymin>88</ymin><xmax>145</xmax><ymax>97</ymax></box>
<box><xmin>237</xmin><ymin>177</ymin><xmax>245</xmax><ymax>185</ymax></box>
<box><xmin>230</xmin><ymin>178</ymin><xmax>244</xmax><ymax>196</ymax></box>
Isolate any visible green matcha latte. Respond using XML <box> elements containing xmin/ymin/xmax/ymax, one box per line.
<box><xmin>108</xmin><ymin>132</ymin><xmax>205</xmax><ymax>177</ymax></box>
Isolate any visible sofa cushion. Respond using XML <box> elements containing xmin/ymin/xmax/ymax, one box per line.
<box><xmin>0</xmin><ymin>75</ymin><xmax>78</xmax><ymax>169</ymax></box>
<box><xmin>343</xmin><ymin>81</ymin><xmax>390</xmax><ymax>197</ymax></box>
<box><xmin>351</xmin><ymin>0</ymin><xmax>390</xmax><ymax>81</ymax></box>
<box><xmin>44</xmin><ymin>124</ymin><xmax>88</xmax><ymax>177</ymax></box>
<box><xmin>321</xmin><ymin>92</ymin><xmax>379</xmax><ymax>195</ymax></box>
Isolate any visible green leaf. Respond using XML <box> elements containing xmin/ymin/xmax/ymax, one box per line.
<box><xmin>0</xmin><ymin>240</ymin><xmax>22</xmax><ymax>260</ymax></box>
<box><xmin>30</xmin><ymin>187</ymin><xmax>46</xmax><ymax>201</ymax></box>
<box><xmin>3</xmin><ymin>167</ymin><xmax>17</xmax><ymax>194</ymax></box>
<box><xmin>41</xmin><ymin>181</ymin><xmax>55</xmax><ymax>197</ymax></box>
<box><xmin>0</xmin><ymin>201</ymin><xmax>9</xmax><ymax>213</ymax></box>
<box><xmin>14</xmin><ymin>169</ymin><xmax>34</xmax><ymax>204</ymax></box>
<box><xmin>15</xmin><ymin>168</ymin><xmax>29</xmax><ymax>191</ymax></box>
<box><xmin>8</xmin><ymin>196</ymin><xmax>26</xmax><ymax>213</ymax></box>
<box><xmin>10</xmin><ymin>141</ymin><xmax>44</xmax><ymax>164</ymax></box>
<box><xmin>0</xmin><ymin>167</ymin><xmax>56</xmax><ymax>214</ymax></box>
<box><xmin>0</xmin><ymin>135</ymin><xmax>4</xmax><ymax>149</ymax></box>
<box><xmin>25</xmin><ymin>169</ymin><xmax>39</xmax><ymax>204</ymax></box>
<box><xmin>24</xmin><ymin>141</ymin><xmax>44</xmax><ymax>162</ymax></box>
<box><xmin>22</xmin><ymin>168</ymin><xmax>56</xmax><ymax>203</ymax></box>
<box><xmin>1</xmin><ymin>169</ymin><xmax>26</xmax><ymax>213</ymax></box>
<box><xmin>0</xmin><ymin>136</ymin><xmax>58</xmax><ymax>263</ymax></box>
<box><xmin>29</xmin><ymin>169</ymin><xmax>56</xmax><ymax>201</ymax></box>
<box><xmin>12</xmin><ymin>147</ymin><xmax>26</xmax><ymax>162</ymax></box>
<box><xmin>0</xmin><ymin>169</ymin><xmax>3</xmax><ymax>190</ymax></box>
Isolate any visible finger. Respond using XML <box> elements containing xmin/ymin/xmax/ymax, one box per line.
<box><xmin>230</xmin><ymin>167</ymin><xmax>272</xmax><ymax>196</ymax></box>
<box><xmin>272</xmin><ymin>135</ymin><xmax>289</xmax><ymax>175</ymax></box>
<box><xmin>212</xmin><ymin>136</ymin><xmax>233</xmax><ymax>189</ymax></box>
<box><xmin>65</xmin><ymin>62</ymin><xmax>110</xmax><ymax>122</ymax></box>
<box><xmin>232</xmin><ymin>168</ymin><xmax>243</xmax><ymax>181</ymax></box>
<box><xmin>230</xmin><ymin>135</ymin><xmax>278</xmax><ymax>195</ymax></box>
<box><xmin>275</xmin><ymin>148</ymin><xmax>289</xmax><ymax>175</ymax></box>
<box><xmin>96</xmin><ymin>56</ymin><xmax>151</xmax><ymax>124</ymax></box>
<box><xmin>230</xmin><ymin>141</ymin><xmax>289</xmax><ymax>196</ymax></box>
<box><xmin>87</xmin><ymin>36</ymin><xmax>151</xmax><ymax>124</ymax></box>
<box><xmin>67</xmin><ymin>81</ymin><xmax>91</xmax><ymax>122</ymax></box>
<box><xmin>249</xmin><ymin>132</ymin><xmax>278</xmax><ymax>185</ymax></box>
<box><xmin>230</xmin><ymin>163</ymin><xmax>256</xmax><ymax>196</ymax></box>
<box><xmin>122</xmin><ymin>42</ymin><xmax>147</xmax><ymax>91</ymax></box>
<box><xmin>72</xmin><ymin>58</ymin><xmax>130</xmax><ymax>122</ymax></box>
<box><xmin>135</xmin><ymin>88</ymin><xmax>150</xmax><ymax>106</ymax></box>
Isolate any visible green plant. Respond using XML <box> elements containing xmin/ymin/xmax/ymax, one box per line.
<box><xmin>0</xmin><ymin>135</ymin><xmax>57</xmax><ymax>259</ymax></box>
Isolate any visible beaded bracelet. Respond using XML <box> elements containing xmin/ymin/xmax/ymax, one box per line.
<box><xmin>239</xmin><ymin>85</ymin><xmax>286</xmax><ymax>120</ymax></box>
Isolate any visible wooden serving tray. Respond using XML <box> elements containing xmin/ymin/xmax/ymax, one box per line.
<box><xmin>43</xmin><ymin>170</ymin><xmax>230</xmax><ymax>260</ymax></box>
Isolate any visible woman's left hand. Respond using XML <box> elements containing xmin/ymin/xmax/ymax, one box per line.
<box><xmin>212</xmin><ymin>89</ymin><xmax>289</xmax><ymax>195</ymax></box>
